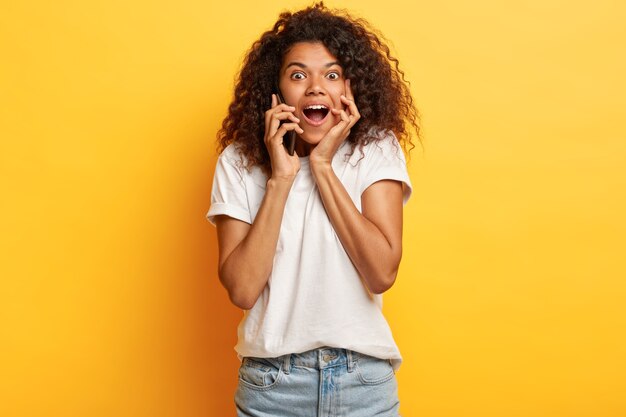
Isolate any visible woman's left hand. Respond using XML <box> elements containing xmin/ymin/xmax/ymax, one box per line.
<box><xmin>309</xmin><ymin>79</ymin><xmax>361</xmax><ymax>168</ymax></box>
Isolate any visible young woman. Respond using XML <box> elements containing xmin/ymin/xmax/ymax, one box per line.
<box><xmin>207</xmin><ymin>3</ymin><xmax>420</xmax><ymax>416</ymax></box>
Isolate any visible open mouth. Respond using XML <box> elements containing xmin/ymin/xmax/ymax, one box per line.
<box><xmin>302</xmin><ymin>104</ymin><xmax>330</xmax><ymax>126</ymax></box>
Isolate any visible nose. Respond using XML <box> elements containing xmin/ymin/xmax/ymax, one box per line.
<box><xmin>305</xmin><ymin>76</ymin><xmax>326</xmax><ymax>96</ymax></box>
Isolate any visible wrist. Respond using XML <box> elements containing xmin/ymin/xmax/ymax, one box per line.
<box><xmin>310</xmin><ymin>161</ymin><xmax>334</xmax><ymax>182</ymax></box>
<box><xmin>267</xmin><ymin>176</ymin><xmax>295</xmax><ymax>191</ymax></box>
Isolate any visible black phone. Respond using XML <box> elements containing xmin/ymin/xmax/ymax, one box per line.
<box><xmin>276</xmin><ymin>92</ymin><xmax>297</xmax><ymax>156</ymax></box>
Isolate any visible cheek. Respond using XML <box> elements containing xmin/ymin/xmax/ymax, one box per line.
<box><xmin>281</xmin><ymin>92</ymin><xmax>297</xmax><ymax>106</ymax></box>
<box><xmin>331</xmin><ymin>88</ymin><xmax>346</xmax><ymax>107</ymax></box>
<box><xmin>278</xmin><ymin>81</ymin><xmax>298</xmax><ymax>103</ymax></box>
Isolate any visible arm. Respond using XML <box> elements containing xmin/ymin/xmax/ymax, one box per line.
<box><xmin>215</xmin><ymin>178</ymin><xmax>293</xmax><ymax>310</ymax></box>
<box><xmin>311</xmin><ymin>166</ymin><xmax>404</xmax><ymax>294</ymax></box>
<box><xmin>215</xmin><ymin>94</ymin><xmax>303</xmax><ymax>310</ymax></box>
<box><xmin>309</xmin><ymin>79</ymin><xmax>404</xmax><ymax>293</ymax></box>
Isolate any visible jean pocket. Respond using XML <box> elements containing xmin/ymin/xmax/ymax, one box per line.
<box><xmin>238</xmin><ymin>356</ymin><xmax>284</xmax><ymax>391</ymax></box>
<box><xmin>355</xmin><ymin>353</ymin><xmax>395</xmax><ymax>385</ymax></box>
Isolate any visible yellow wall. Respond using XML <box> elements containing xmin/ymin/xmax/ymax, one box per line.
<box><xmin>1</xmin><ymin>0</ymin><xmax>625</xmax><ymax>416</ymax></box>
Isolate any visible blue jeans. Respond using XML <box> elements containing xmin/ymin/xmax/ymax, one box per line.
<box><xmin>235</xmin><ymin>347</ymin><xmax>400</xmax><ymax>417</ymax></box>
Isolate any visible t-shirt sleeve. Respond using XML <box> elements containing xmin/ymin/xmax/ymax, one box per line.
<box><xmin>359</xmin><ymin>133</ymin><xmax>413</xmax><ymax>205</ymax></box>
<box><xmin>206</xmin><ymin>148</ymin><xmax>251</xmax><ymax>226</ymax></box>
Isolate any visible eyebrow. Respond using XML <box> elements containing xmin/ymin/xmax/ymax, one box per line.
<box><xmin>284</xmin><ymin>61</ymin><xmax>341</xmax><ymax>70</ymax></box>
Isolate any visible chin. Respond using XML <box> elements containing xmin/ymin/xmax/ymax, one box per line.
<box><xmin>302</xmin><ymin>134</ymin><xmax>324</xmax><ymax>146</ymax></box>
<box><xmin>300</xmin><ymin>132</ymin><xmax>325</xmax><ymax>145</ymax></box>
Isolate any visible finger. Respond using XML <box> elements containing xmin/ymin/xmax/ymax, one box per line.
<box><xmin>265</xmin><ymin>103</ymin><xmax>296</xmax><ymax>121</ymax></box>
<box><xmin>335</xmin><ymin>109</ymin><xmax>354</xmax><ymax>137</ymax></box>
<box><xmin>345</xmin><ymin>79</ymin><xmax>354</xmax><ymax>101</ymax></box>
<box><xmin>331</xmin><ymin>108</ymin><xmax>350</xmax><ymax>126</ymax></box>
<box><xmin>331</xmin><ymin>107</ymin><xmax>348</xmax><ymax>117</ymax></box>
<box><xmin>272</xmin><ymin>111</ymin><xmax>301</xmax><ymax>123</ymax></box>
<box><xmin>343</xmin><ymin>79</ymin><xmax>361</xmax><ymax>122</ymax></box>
<box><xmin>266</xmin><ymin>106</ymin><xmax>298</xmax><ymax>138</ymax></box>
<box><xmin>270</xmin><ymin>124</ymin><xmax>303</xmax><ymax>149</ymax></box>
<box><xmin>341</xmin><ymin>111</ymin><xmax>354</xmax><ymax>137</ymax></box>
<box><xmin>269</xmin><ymin>112</ymin><xmax>300</xmax><ymax>136</ymax></box>
<box><xmin>330</xmin><ymin>108</ymin><xmax>347</xmax><ymax>124</ymax></box>
<box><xmin>340</xmin><ymin>95</ymin><xmax>360</xmax><ymax>121</ymax></box>
<box><xmin>329</xmin><ymin>109</ymin><xmax>351</xmax><ymax>134</ymax></box>
<box><xmin>339</xmin><ymin>99</ymin><xmax>360</xmax><ymax>132</ymax></box>
<box><xmin>278</xmin><ymin>103</ymin><xmax>296</xmax><ymax>112</ymax></box>
<box><xmin>271</xmin><ymin>94</ymin><xmax>277</xmax><ymax>108</ymax></box>
<box><xmin>273</xmin><ymin>123</ymin><xmax>304</xmax><ymax>142</ymax></box>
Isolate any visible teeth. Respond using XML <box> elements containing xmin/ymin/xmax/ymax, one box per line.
<box><xmin>305</xmin><ymin>105</ymin><xmax>328</xmax><ymax>110</ymax></box>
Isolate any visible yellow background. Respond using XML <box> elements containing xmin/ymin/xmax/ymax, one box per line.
<box><xmin>1</xmin><ymin>0</ymin><xmax>625</xmax><ymax>415</ymax></box>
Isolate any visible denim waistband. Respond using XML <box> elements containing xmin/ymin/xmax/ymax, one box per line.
<box><xmin>279</xmin><ymin>347</ymin><xmax>357</xmax><ymax>375</ymax></box>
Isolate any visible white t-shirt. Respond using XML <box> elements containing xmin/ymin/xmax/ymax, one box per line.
<box><xmin>206</xmin><ymin>131</ymin><xmax>412</xmax><ymax>370</ymax></box>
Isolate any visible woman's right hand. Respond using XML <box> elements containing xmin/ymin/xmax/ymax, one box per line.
<box><xmin>264</xmin><ymin>94</ymin><xmax>303</xmax><ymax>182</ymax></box>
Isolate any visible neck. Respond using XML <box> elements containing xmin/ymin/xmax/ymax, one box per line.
<box><xmin>294</xmin><ymin>136</ymin><xmax>314</xmax><ymax>157</ymax></box>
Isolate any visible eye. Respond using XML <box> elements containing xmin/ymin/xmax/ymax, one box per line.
<box><xmin>290</xmin><ymin>72</ymin><xmax>306</xmax><ymax>80</ymax></box>
<box><xmin>327</xmin><ymin>71</ymin><xmax>341</xmax><ymax>80</ymax></box>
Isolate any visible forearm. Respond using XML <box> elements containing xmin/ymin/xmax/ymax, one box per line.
<box><xmin>219</xmin><ymin>178</ymin><xmax>292</xmax><ymax>309</ymax></box>
<box><xmin>311</xmin><ymin>164</ymin><xmax>402</xmax><ymax>294</ymax></box>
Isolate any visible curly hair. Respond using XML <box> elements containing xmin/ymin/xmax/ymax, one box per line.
<box><xmin>217</xmin><ymin>2</ymin><xmax>421</xmax><ymax>174</ymax></box>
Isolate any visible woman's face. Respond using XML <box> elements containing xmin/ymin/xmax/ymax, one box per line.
<box><xmin>278</xmin><ymin>42</ymin><xmax>346</xmax><ymax>154</ymax></box>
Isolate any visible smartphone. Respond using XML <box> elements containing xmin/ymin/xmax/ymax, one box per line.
<box><xmin>276</xmin><ymin>92</ymin><xmax>297</xmax><ymax>156</ymax></box>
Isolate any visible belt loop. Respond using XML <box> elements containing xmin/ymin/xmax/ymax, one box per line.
<box><xmin>283</xmin><ymin>354</ymin><xmax>291</xmax><ymax>375</ymax></box>
<box><xmin>347</xmin><ymin>350</ymin><xmax>355</xmax><ymax>373</ymax></box>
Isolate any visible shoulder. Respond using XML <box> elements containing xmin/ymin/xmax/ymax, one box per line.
<box><xmin>365</xmin><ymin>129</ymin><xmax>406</xmax><ymax>160</ymax></box>
<box><xmin>216</xmin><ymin>143</ymin><xmax>267</xmax><ymax>186</ymax></box>
<box><xmin>216</xmin><ymin>143</ymin><xmax>255</xmax><ymax>176</ymax></box>
<box><xmin>218</xmin><ymin>143</ymin><xmax>247</xmax><ymax>166</ymax></box>
<box><xmin>350</xmin><ymin>128</ymin><xmax>413</xmax><ymax>204</ymax></box>
<box><xmin>342</xmin><ymin>128</ymin><xmax>406</xmax><ymax>166</ymax></box>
